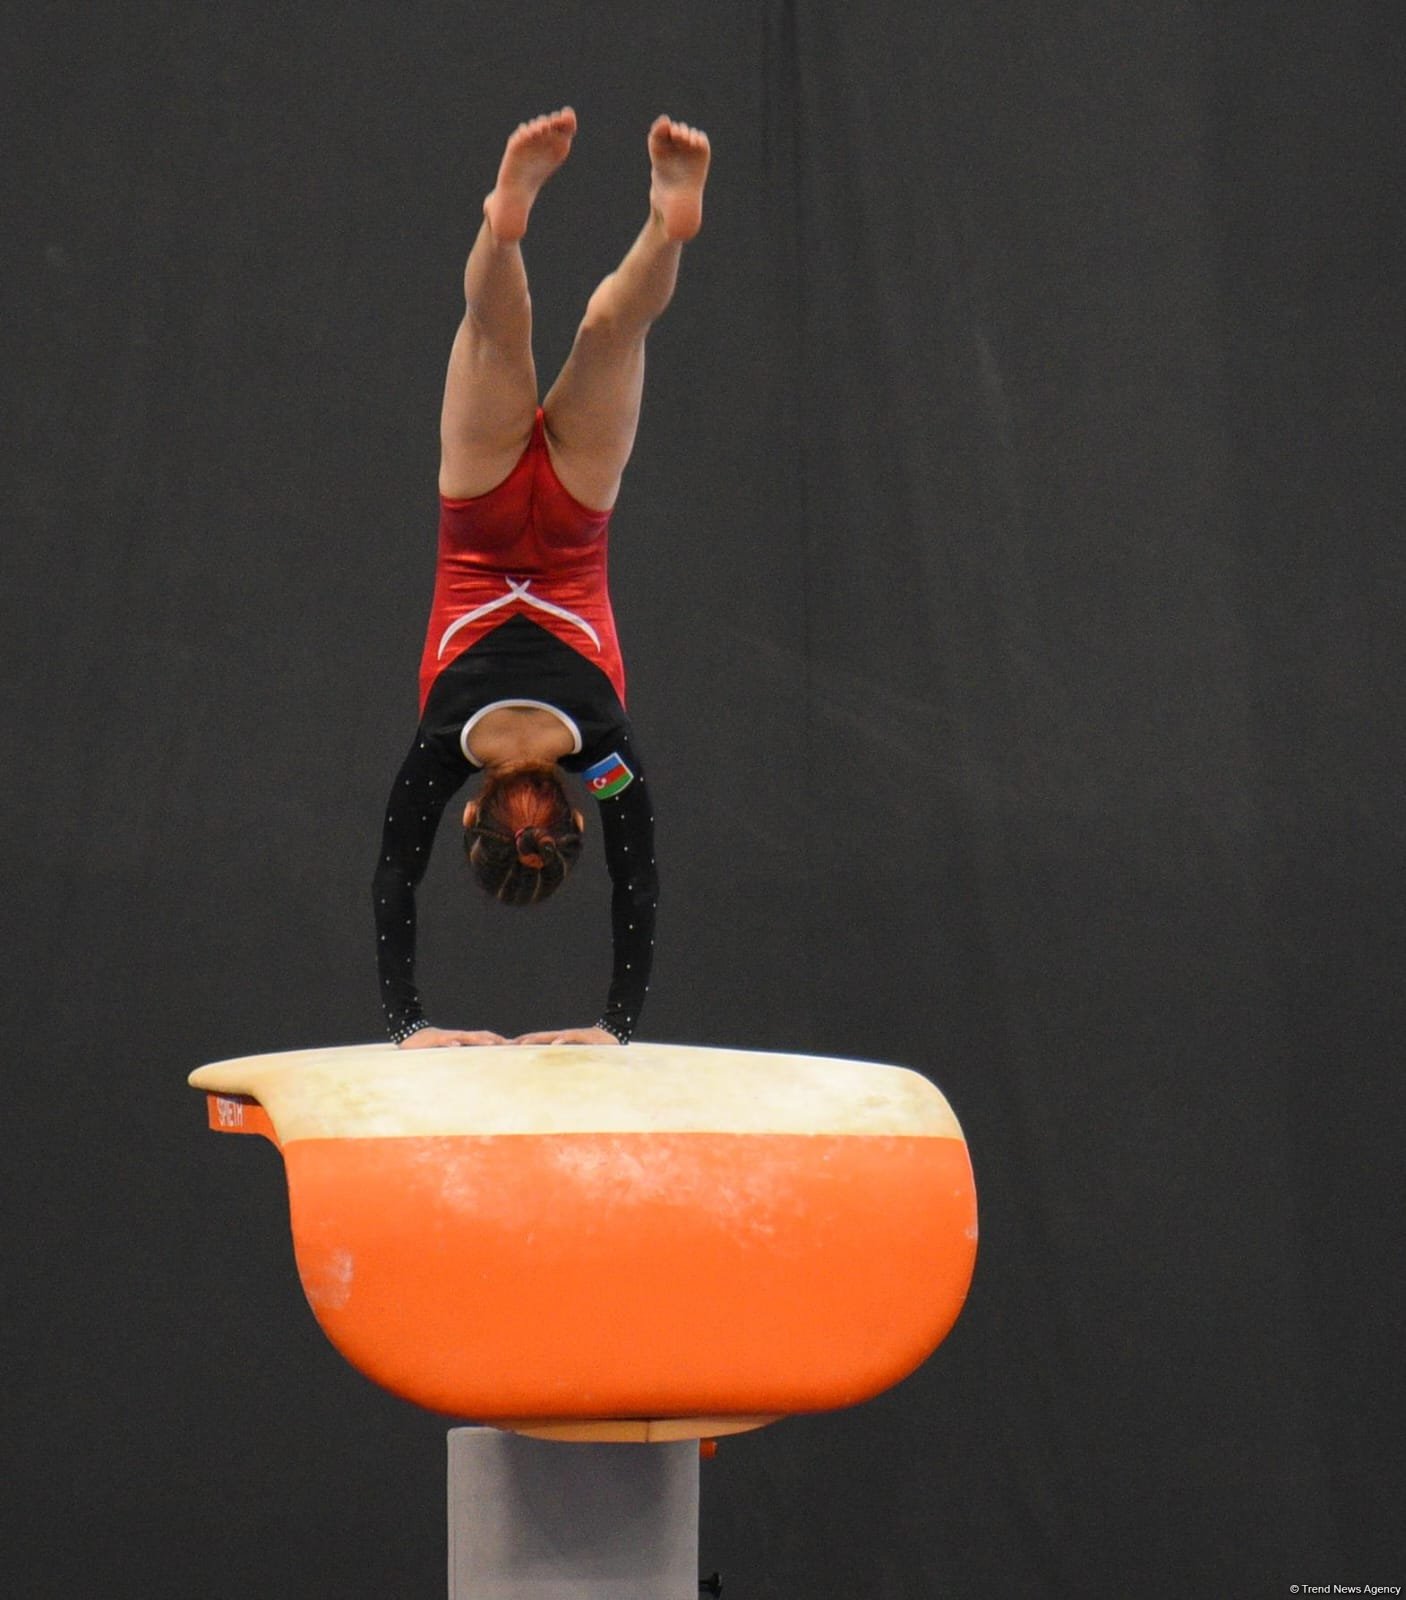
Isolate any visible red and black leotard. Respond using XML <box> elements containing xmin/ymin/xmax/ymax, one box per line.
<box><xmin>417</xmin><ymin>409</ymin><xmax>625</xmax><ymax>712</ymax></box>
<box><xmin>373</xmin><ymin>413</ymin><xmax>658</xmax><ymax>1044</ymax></box>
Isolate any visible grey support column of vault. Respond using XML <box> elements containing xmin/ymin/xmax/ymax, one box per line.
<box><xmin>448</xmin><ymin>1427</ymin><xmax>701</xmax><ymax>1599</ymax></box>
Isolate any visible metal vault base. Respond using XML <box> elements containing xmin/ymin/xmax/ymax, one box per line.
<box><xmin>448</xmin><ymin>1426</ymin><xmax>700</xmax><ymax>1599</ymax></box>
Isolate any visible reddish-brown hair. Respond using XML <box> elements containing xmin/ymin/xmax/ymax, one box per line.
<box><xmin>464</xmin><ymin>763</ymin><xmax>584</xmax><ymax>906</ymax></box>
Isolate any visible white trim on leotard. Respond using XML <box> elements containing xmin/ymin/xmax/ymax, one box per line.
<box><xmin>438</xmin><ymin>577</ymin><xmax>603</xmax><ymax>661</ymax></box>
<box><xmin>460</xmin><ymin>700</ymin><xmax>584</xmax><ymax>767</ymax></box>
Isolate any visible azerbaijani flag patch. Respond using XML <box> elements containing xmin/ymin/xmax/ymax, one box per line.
<box><xmin>583</xmin><ymin>750</ymin><xmax>635</xmax><ymax>800</ymax></box>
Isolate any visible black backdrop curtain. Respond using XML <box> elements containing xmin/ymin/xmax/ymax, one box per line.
<box><xmin>4</xmin><ymin>3</ymin><xmax>1401</xmax><ymax>1595</ymax></box>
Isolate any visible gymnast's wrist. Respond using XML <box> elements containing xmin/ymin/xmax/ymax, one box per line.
<box><xmin>391</xmin><ymin>1018</ymin><xmax>432</xmax><ymax>1045</ymax></box>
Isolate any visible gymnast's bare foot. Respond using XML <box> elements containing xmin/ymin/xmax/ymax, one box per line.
<box><xmin>483</xmin><ymin>107</ymin><xmax>577</xmax><ymax>242</ymax></box>
<box><xmin>648</xmin><ymin>115</ymin><xmax>710</xmax><ymax>241</ymax></box>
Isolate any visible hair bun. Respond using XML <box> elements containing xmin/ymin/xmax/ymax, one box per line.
<box><xmin>466</xmin><ymin>768</ymin><xmax>582</xmax><ymax>906</ymax></box>
<box><xmin>514</xmin><ymin>826</ymin><xmax>549</xmax><ymax>870</ymax></box>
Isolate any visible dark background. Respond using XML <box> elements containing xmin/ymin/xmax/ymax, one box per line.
<box><xmin>4</xmin><ymin>2</ymin><xmax>1402</xmax><ymax>1595</ymax></box>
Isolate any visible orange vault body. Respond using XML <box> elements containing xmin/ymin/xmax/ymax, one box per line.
<box><xmin>190</xmin><ymin>1042</ymin><xmax>977</xmax><ymax>1441</ymax></box>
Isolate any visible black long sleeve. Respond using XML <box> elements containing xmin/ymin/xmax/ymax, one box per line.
<box><xmin>371</xmin><ymin>735</ymin><xmax>470</xmax><ymax>1042</ymax></box>
<box><xmin>594</xmin><ymin>769</ymin><xmax>659</xmax><ymax>1043</ymax></box>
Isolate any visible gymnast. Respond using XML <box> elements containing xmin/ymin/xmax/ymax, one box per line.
<box><xmin>372</xmin><ymin>108</ymin><xmax>710</xmax><ymax>1049</ymax></box>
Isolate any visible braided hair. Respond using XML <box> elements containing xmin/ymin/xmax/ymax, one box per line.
<box><xmin>464</xmin><ymin>762</ymin><xmax>584</xmax><ymax>906</ymax></box>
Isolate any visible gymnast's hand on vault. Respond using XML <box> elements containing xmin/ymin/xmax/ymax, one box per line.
<box><xmin>398</xmin><ymin>1027</ymin><xmax>508</xmax><ymax>1048</ymax></box>
<box><xmin>512</xmin><ymin>1027</ymin><xmax>621</xmax><ymax>1047</ymax></box>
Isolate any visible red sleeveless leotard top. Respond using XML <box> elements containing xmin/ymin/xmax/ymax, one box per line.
<box><xmin>418</xmin><ymin>410</ymin><xmax>623</xmax><ymax>713</ymax></box>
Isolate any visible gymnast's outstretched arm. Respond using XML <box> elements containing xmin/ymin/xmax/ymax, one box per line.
<box><xmin>371</xmin><ymin>737</ymin><xmax>505</xmax><ymax>1048</ymax></box>
<box><xmin>514</xmin><ymin>763</ymin><xmax>659</xmax><ymax>1047</ymax></box>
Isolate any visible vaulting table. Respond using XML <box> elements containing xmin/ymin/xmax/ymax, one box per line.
<box><xmin>191</xmin><ymin>1041</ymin><xmax>977</xmax><ymax>1597</ymax></box>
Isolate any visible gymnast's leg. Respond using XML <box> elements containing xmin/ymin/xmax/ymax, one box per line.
<box><xmin>438</xmin><ymin>108</ymin><xmax>577</xmax><ymax>499</ymax></box>
<box><xmin>542</xmin><ymin>116</ymin><xmax>711</xmax><ymax>511</ymax></box>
